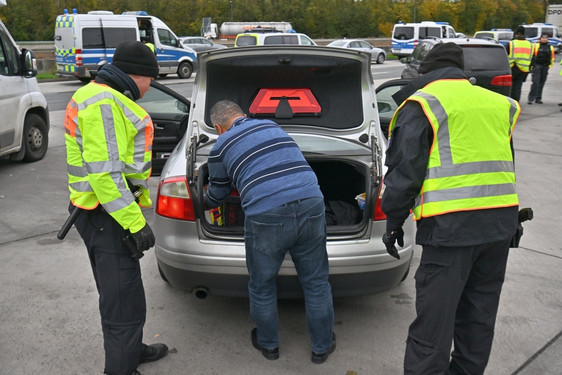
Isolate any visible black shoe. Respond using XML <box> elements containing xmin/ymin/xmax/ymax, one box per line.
<box><xmin>527</xmin><ymin>101</ymin><xmax>533</xmax><ymax>105</ymax></box>
<box><xmin>251</xmin><ymin>328</ymin><xmax>279</xmax><ymax>360</ymax></box>
<box><xmin>139</xmin><ymin>343</ymin><xmax>169</xmax><ymax>364</ymax></box>
<box><xmin>535</xmin><ymin>99</ymin><xmax>543</xmax><ymax>104</ymax></box>
<box><xmin>131</xmin><ymin>371</ymin><xmax>142</xmax><ymax>375</ymax></box>
<box><xmin>311</xmin><ymin>332</ymin><xmax>336</xmax><ymax>364</ymax></box>
<box><xmin>558</xmin><ymin>103</ymin><xmax>562</xmax><ymax>106</ymax></box>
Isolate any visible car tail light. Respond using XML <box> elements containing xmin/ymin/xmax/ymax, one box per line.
<box><xmin>491</xmin><ymin>74</ymin><xmax>512</xmax><ymax>87</ymax></box>
<box><xmin>156</xmin><ymin>176</ymin><xmax>196</xmax><ymax>221</ymax></box>
<box><xmin>75</xmin><ymin>49</ymin><xmax>83</xmax><ymax>66</ymax></box>
<box><xmin>373</xmin><ymin>181</ymin><xmax>387</xmax><ymax>221</ymax></box>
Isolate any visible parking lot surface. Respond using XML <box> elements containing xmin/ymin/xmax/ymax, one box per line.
<box><xmin>0</xmin><ymin>60</ymin><xmax>560</xmax><ymax>374</ymax></box>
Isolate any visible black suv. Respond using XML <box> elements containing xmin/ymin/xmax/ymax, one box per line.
<box><xmin>400</xmin><ymin>38</ymin><xmax>512</xmax><ymax>96</ymax></box>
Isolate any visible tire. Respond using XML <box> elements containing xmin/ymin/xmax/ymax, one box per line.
<box><xmin>78</xmin><ymin>77</ymin><xmax>91</xmax><ymax>83</ymax></box>
<box><xmin>177</xmin><ymin>62</ymin><xmax>193</xmax><ymax>79</ymax></box>
<box><xmin>158</xmin><ymin>74</ymin><xmax>168</xmax><ymax>78</ymax></box>
<box><xmin>376</xmin><ymin>53</ymin><xmax>385</xmax><ymax>64</ymax></box>
<box><xmin>21</xmin><ymin>113</ymin><xmax>49</xmax><ymax>162</ymax></box>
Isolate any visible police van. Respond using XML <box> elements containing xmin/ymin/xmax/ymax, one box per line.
<box><xmin>54</xmin><ymin>9</ymin><xmax>197</xmax><ymax>82</ymax></box>
<box><xmin>0</xmin><ymin>0</ymin><xmax>50</xmax><ymax>162</ymax></box>
<box><xmin>391</xmin><ymin>21</ymin><xmax>457</xmax><ymax>57</ymax></box>
<box><xmin>521</xmin><ymin>23</ymin><xmax>562</xmax><ymax>53</ymax></box>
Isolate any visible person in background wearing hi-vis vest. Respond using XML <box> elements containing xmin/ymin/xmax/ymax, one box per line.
<box><xmin>64</xmin><ymin>41</ymin><xmax>168</xmax><ymax>375</ymax></box>
<box><xmin>508</xmin><ymin>26</ymin><xmax>534</xmax><ymax>102</ymax></box>
<box><xmin>381</xmin><ymin>43</ymin><xmax>520</xmax><ymax>374</ymax></box>
<box><xmin>527</xmin><ymin>34</ymin><xmax>555</xmax><ymax>105</ymax></box>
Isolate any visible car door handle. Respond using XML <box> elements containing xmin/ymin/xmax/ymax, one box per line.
<box><xmin>154</xmin><ymin>123</ymin><xmax>164</xmax><ymax>130</ymax></box>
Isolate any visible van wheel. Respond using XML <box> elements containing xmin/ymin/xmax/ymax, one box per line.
<box><xmin>21</xmin><ymin>113</ymin><xmax>49</xmax><ymax>162</ymax></box>
<box><xmin>376</xmin><ymin>53</ymin><xmax>386</xmax><ymax>64</ymax></box>
<box><xmin>177</xmin><ymin>62</ymin><xmax>193</xmax><ymax>79</ymax></box>
<box><xmin>79</xmin><ymin>77</ymin><xmax>91</xmax><ymax>83</ymax></box>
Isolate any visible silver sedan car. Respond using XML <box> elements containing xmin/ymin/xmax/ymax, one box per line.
<box><xmin>327</xmin><ymin>39</ymin><xmax>386</xmax><ymax>64</ymax></box>
<box><xmin>151</xmin><ymin>46</ymin><xmax>414</xmax><ymax>299</ymax></box>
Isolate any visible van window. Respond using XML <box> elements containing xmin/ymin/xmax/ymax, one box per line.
<box><xmin>55</xmin><ymin>27</ymin><xmax>74</xmax><ymax>50</ymax></box>
<box><xmin>82</xmin><ymin>27</ymin><xmax>136</xmax><ymax>48</ymax></box>
<box><xmin>236</xmin><ymin>35</ymin><xmax>257</xmax><ymax>46</ymax></box>
<box><xmin>524</xmin><ymin>27</ymin><xmax>539</xmax><ymax>38</ymax></box>
<box><xmin>300</xmin><ymin>35</ymin><xmax>315</xmax><ymax>45</ymax></box>
<box><xmin>420</xmin><ymin>27</ymin><xmax>440</xmax><ymax>39</ymax></box>
<box><xmin>157</xmin><ymin>28</ymin><xmax>179</xmax><ymax>48</ymax></box>
<box><xmin>542</xmin><ymin>27</ymin><xmax>554</xmax><ymax>37</ymax></box>
<box><xmin>0</xmin><ymin>26</ymin><xmax>18</xmax><ymax>75</ymax></box>
<box><xmin>264</xmin><ymin>35</ymin><xmax>299</xmax><ymax>45</ymax></box>
<box><xmin>475</xmin><ymin>32</ymin><xmax>494</xmax><ymax>40</ymax></box>
<box><xmin>394</xmin><ymin>26</ymin><xmax>414</xmax><ymax>40</ymax></box>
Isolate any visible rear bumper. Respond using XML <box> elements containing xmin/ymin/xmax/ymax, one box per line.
<box><xmin>156</xmin><ymin>246</ymin><xmax>413</xmax><ymax>298</ymax></box>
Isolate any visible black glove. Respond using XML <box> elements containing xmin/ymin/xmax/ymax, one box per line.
<box><xmin>124</xmin><ymin>223</ymin><xmax>155</xmax><ymax>260</ymax></box>
<box><xmin>382</xmin><ymin>227</ymin><xmax>404</xmax><ymax>260</ymax></box>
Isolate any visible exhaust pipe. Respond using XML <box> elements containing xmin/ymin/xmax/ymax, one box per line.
<box><xmin>193</xmin><ymin>287</ymin><xmax>209</xmax><ymax>299</ymax></box>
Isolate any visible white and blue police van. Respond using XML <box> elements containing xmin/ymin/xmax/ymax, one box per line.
<box><xmin>391</xmin><ymin>21</ymin><xmax>457</xmax><ymax>57</ymax></box>
<box><xmin>54</xmin><ymin>10</ymin><xmax>197</xmax><ymax>82</ymax></box>
<box><xmin>521</xmin><ymin>23</ymin><xmax>562</xmax><ymax>53</ymax></box>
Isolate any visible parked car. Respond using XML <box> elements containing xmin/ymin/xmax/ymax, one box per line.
<box><xmin>234</xmin><ymin>32</ymin><xmax>316</xmax><ymax>47</ymax></box>
<box><xmin>136</xmin><ymin>81</ymin><xmax>190</xmax><ymax>175</ymax></box>
<box><xmin>152</xmin><ymin>45</ymin><xmax>415</xmax><ymax>299</ymax></box>
<box><xmin>473</xmin><ymin>29</ymin><xmax>513</xmax><ymax>48</ymax></box>
<box><xmin>327</xmin><ymin>39</ymin><xmax>386</xmax><ymax>64</ymax></box>
<box><xmin>400</xmin><ymin>38</ymin><xmax>512</xmax><ymax>96</ymax></box>
<box><xmin>179</xmin><ymin>36</ymin><xmax>227</xmax><ymax>53</ymax></box>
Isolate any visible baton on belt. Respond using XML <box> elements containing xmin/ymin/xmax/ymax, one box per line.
<box><xmin>57</xmin><ymin>186</ymin><xmax>143</xmax><ymax>240</ymax></box>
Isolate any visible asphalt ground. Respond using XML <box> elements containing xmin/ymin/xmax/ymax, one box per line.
<box><xmin>0</xmin><ymin>60</ymin><xmax>560</xmax><ymax>374</ymax></box>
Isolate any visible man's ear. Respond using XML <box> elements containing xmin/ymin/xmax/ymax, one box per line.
<box><xmin>214</xmin><ymin>124</ymin><xmax>223</xmax><ymax>135</ymax></box>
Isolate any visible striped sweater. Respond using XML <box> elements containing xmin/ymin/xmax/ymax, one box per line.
<box><xmin>205</xmin><ymin>117</ymin><xmax>323</xmax><ymax>216</ymax></box>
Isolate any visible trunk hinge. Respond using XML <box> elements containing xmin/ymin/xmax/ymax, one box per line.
<box><xmin>371</xmin><ymin>135</ymin><xmax>382</xmax><ymax>185</ymax></box>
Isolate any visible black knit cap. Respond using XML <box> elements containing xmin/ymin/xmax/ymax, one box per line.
<box><xmin>418</xmin><ymin>42</ymin><xmax>464</xmax><ymax>74</ymax></box>
<box><xmin>515</xmin><ymin>25</ymin><xmax>525</xmax><ymax>36</ymax></box>
<box><xmin>111</xmin><ymin>41</ymin><xmax>159</xmax><ymax>79</ymax></box>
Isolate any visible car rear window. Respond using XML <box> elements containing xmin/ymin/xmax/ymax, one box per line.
<box><xmin>524</xmin><ymin>27</ymin><xmax>539</xmax><ymax>38</ymax></box>
<box><xmin>461</xmin><ymin>45</ymin><xmax>510</xmax><ymax>71</ymax></box>
<box><xmin>264</xmin><ymin>35</ymin><xmax>299</xmax><ymax>45</ymax></box>
<box><xmin>393</xmin><ymin>26</ymin><xmax>414</xmax><ymax>40</ymax></box>
<box><xmin>236</xmin><ymin>35</ymin><xmax>257</xmax><ymax>46</ymax></box>
<box><xmin>475</xmin><ymin>32</ymin><xmax>494</xmax><ymax>40</ymax></box>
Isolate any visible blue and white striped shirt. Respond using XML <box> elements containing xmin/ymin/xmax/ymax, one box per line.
<box><xmin>205</xmin><ymin>117</ymin><xmax>323</xmax><ymax>216</ymax></box>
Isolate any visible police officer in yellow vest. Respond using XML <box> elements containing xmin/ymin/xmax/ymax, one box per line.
<box><xmin>64</xmin><ymin>41</ymin><xmax>168</xmax><ymax>375</ymax></box>
<box><xmin>381</xmin><ymin>43</ymin><xmax>520</xmax><ymax>374</ymax></box>
<box><xmin>508</xmin><ymin>26</ymin><xmax>534</xmax><ymax>102</ymax></box>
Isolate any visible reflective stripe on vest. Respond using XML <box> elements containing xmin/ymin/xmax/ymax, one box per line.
<box><xmin>509</xmin><ymin>39</ymin><xmax>533</xmax><ymax>72</ymax></box>
<box><xmin>65</xmin><ymin>82</ymin><xmax>153</xmax><ymax>232</ymax></box>
<box><xmin>390</xmin><ymin>79</ymin><xmax>520</xmax><ymax>220</ymax></box>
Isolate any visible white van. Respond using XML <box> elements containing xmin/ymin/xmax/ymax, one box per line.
<box><xmin>54</xmin><ymin>9</ymin><xmax>198</xmax><ymax>82</ymax></box>
<box><xmin>521</xmin><ymin>23</ymin><xmax>562</xmax><ymax>53</ymax></box>
<box><xmin>391</xmin><ymin>21</ymin><xmax>457</xmax><ymax>57</ymax></box>
<box><xmin>0</xmin><ymin>0</ymin><xmax>49</xmax><ymax>162</ymax></box>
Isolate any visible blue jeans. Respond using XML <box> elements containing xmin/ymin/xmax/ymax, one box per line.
<box><xmin>244</xmin><ymin>197</ymin><xmax>334</xmax><ymax>353</ymax></box>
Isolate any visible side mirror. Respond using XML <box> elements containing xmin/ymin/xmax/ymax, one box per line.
<box><xmin>20</xmin><ymin>49</ymin><xmax>37</xmax><ymax>78</ymax></box>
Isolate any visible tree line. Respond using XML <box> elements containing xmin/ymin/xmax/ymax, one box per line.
<box><xmin>0</xmin><ymin>0</ymin><xmax>558</xmax><ymax>42</ymax></box>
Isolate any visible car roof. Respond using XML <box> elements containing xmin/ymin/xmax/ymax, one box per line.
<box><xmin>424</xmin><ymin>37</ymin><xmax>503</xmax><ymax>47</ymax></box>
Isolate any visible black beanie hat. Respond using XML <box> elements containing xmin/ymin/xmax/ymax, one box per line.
<box><xmin>515</xmin><ymin>26</ymin><xmax>525</xmax><ymax>35</ymax></box>
<box><xmin>418</xmin><ymin>42</ymin><xmax>464</xmax><ymax>74</ymax></box>
<box><xmin>112</xmin><ymin>41</ymin><xmax>159</xmax><ymax>79</ymax></box>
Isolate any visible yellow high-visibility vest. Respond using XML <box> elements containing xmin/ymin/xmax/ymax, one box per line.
<box><xmin>508</xmin><ymin>39</ymin><xmax>533</xmax><ymax>72</ymax></box>
<box><xmin>389</xmin><ymin>79</ymin><xmax>520</xmax><ymax>220</ymax></box>
<box><xmin>64</xmin><ymin>82</ymin><xmax>153</xmax><ymax>233</ymax></box>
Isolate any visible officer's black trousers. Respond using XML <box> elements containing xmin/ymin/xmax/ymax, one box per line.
<box><xmin>73</xmin><ymin>204</ymin><xmax>146</xmax><ymax>375</ymax></box>
<box><xmin>404</xmin><ymin>239</ymin><xmax>510</xmax><ymax>375</ymax></box>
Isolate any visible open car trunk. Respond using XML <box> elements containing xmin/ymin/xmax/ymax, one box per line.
<box><xmin>199</xmin><ymin>158</ymin><xmax>372</xmax><ymax>236</ymax></box>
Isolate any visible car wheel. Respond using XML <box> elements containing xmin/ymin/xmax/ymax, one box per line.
<box><xmin>20</xmin><ymin>113</ymin><xmax>49</xmax><ymax>162</ymax></box>
<box><xmin>159</xmin><ymin>74</ymin><xmax>168</xmax><ymax>78</ymax></box>
<box><xmin>177</xmin><ymin>62</ymin><xmax>193</xmax><ymax>79</ymax></box>
<box><xmin>376</xmin><ymin>53</ymin><xmax>385</xmax><ymax>64</ymax></box>
<box><xmin>78</xmin><ymin>77</ymin><xmax>91</xmax><ymax>83</ymax></box>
